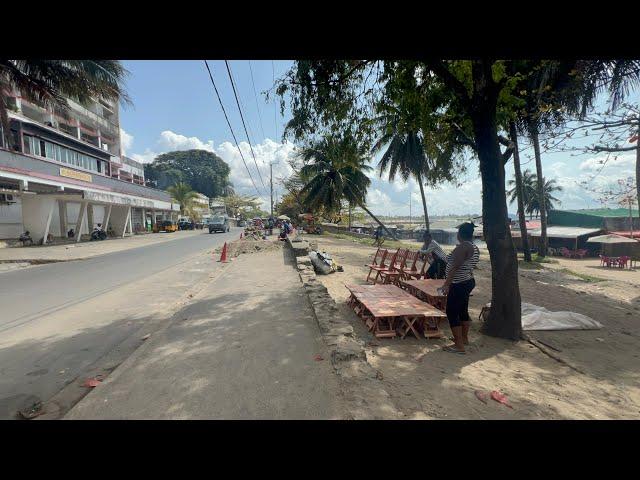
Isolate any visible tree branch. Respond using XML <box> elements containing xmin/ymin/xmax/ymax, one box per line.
<box><xmin>589</xmin><ymin>145</ymin><xmax>637</xmax><ymax>153</ymax></box>
<box><xmin>424</xmin><ymin>61</ymin><xmax>471</xmax><ymax>109</ymax></box>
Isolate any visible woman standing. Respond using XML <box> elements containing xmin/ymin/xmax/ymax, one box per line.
<box><xmin>440</xmin><ymin>222</ymin><xmax>480</xmax><ymax>354</ymax></box>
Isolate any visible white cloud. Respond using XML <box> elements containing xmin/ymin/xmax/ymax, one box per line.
<box><xmin>157</xmin><ymin>130</ymin><xmax>215</xmax><ymax>152</ymax></box>
<box><xmin>128</xmin><ymin>130</ymin><xmax>297</xmax><ymax>210</ymax></box>
<box><xmin>579</xmin><ymin>153</ymin><xmax>635</xmax><ymax>171</ymax></box>
<box><xmin>120</xmin><ymin>128</ymin><xmax>134</xmax><ymax>156</ymax></box>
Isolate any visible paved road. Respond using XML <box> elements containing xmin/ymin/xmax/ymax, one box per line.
<box><xmin>0</xmin><ymin>228</ymin><xmax>240</xmax><ymax>419</ymax></box>
<box><xmin>66</xmin><ymin>248</ymin><xmax>345</xmax><ymax>419</ymax></box>
<box><xmin>0</xmin><ymin>229</ymin><xmax>238</xmax><ymax>333</ymax></box>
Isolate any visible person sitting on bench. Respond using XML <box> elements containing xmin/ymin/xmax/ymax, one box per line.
<box><xmin>420</xmin><ymin>232</ymin><xmax>447</xmax><ymax>279</ymax></box>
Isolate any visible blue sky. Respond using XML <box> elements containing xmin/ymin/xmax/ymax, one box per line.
<box><xmin>119</xmin><ymin>60</ymin><xmax>638</xmax><ymax>217</ymax></box>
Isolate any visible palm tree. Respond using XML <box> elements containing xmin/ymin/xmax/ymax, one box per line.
<box><xmin>373</xmin><ymin>130</ymin><xmax>432</xmax><ymax>232</ymax></box>
<box><xmin>528</xmin><ymin>177</ymin><xmax>563</xmax><ymax>218</ymax></box>
<box><xmin>298</xmin><ymin>134</ymin><xmax>397</xmax><ymax>239</ymax></box>
<box><xmin>508</xmin><ymin>170</ymin><xmax>562</xmax><ymax>219</ymax></box>
<box><xmin>507</xmin><ymin>169</ymin><xmax>536</xmax><ymax>216</ymax></box>
<box><xmin>0</xmin><ymin>60</ymin><xmax>130</xmax><ymax>140</ymax></box>
<box><xmin>167</xmin><ymin>182</ymin><xmax>198</xmax><ymax>215</ymax></box>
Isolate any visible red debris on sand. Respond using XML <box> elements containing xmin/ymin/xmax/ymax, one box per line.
<box><xmin>313</xmin><ymin>354</ymin><xmax>324</xmax><ymax>361</ymax></box>
<box><xmin>474</xmin><ymin>390</ymin><xmax>488</xmax><ymax>404</ymax></box>
<box><xmin>83</xmin><ymin>378</ymin><xmax>102</xmax><ymax>388</ymax></box>
<box><xmin>490</xmin><ymin>390</ymin><xmax>513</xmax><ymax>408</ymax></box>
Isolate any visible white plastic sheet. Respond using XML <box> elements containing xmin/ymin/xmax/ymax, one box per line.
<box><xmin>521</xmin><ymin>303</ymin><xmax>603</xmax><ymax>331</ymax></box>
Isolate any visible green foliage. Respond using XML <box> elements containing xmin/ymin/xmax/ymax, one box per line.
<box><xmin>167</xmin><ymin>182</ymin><xmax>198</xmax><ymax>214</ymax></box>
<box><xmin>297</xmin><ymin>133</ymin><xmax>372</xmax><ymax>214</ymax></box>
<box><xmin>508</xmin><ymin>170</ymin><xmax>563</xmax><ymax>217</ymax></box>
<box><xmin>144</xmin><ymin>149</ymin><xmax>233</xmax><ymax>199</ymax></box>
<box><xmin>0</xmin><ymin>60</ymin><xmax>130</xmax><ymax>137</ymax></box>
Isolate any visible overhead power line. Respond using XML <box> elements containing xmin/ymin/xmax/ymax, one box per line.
<box><xmin>272</xmin><ymin>60</ymin><xmax>278</xmax><ymax>141</ymax></box>
<box><xmin>248</xmin><ymin>60</ymin><xmax>266</xmax><ymax>141</ymax></box>
<box><xmin>224</xmin><ymin>60</ymin><xmax>267</xmax><ymax>191</ymax></box>
<box><xmin>203</xmin><ymin>60</ymin><xmax>262</xmax><ymax>198</ymax></box>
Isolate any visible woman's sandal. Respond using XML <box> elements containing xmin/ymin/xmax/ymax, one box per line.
<box><xmin>448</xmin><ymin>336</ymin><xmax>469</xmax><ymax>345</ymax></box>
<box><xmin>443</xmin><ymin>345</ymin><xmax>466</xmax><ymax>355</ymax></box>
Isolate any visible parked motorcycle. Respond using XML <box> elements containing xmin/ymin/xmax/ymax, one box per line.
<box><xmin>91</xmin><ymin>224</ymin><xmax>107</xmax><ymax>241</ymax></box>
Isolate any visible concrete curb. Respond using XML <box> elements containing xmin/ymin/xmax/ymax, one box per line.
<box><xmin>286</xmin><ymin>242</ymin><xmax>383</xmax><ymax>375</ymax></box>
<box><xmin>285</xmin><ymin>239</ymin><xmax>403</xmax><ymax>419</ymax></box>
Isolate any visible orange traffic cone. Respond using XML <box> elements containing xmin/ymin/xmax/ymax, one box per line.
<box><xmin>218</xmin><ymin>242</ymin><xmax>229</xmax><ymax>263</ymax></box>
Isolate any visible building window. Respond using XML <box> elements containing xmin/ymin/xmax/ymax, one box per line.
<box><xmin>23</xmin><ymin>134</ymin><xmax>105</xmax><ymax>175</ymax></box>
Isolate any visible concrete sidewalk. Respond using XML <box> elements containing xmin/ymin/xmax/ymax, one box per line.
<box><xmin>65</xmin><ymin>247</ymin><xmax>346</xmax><ymax>419</ymax></box>
<box><xmin>0</xmin><ymin>230</ymin><xmax>203</xmax><ymax>263</ymax></box>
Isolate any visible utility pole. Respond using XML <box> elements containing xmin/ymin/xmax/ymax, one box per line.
<box><xmin>270</xmin><ymin>162</ymin><xmax>274</xmax><ymax>219</ymax></box>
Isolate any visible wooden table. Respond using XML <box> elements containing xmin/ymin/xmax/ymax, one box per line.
<box><xmin>400</xmin><ymin>279</ymin><xmax>447</xmax><ymax>311</ymax></box>
<box><xmin>345</xmin><ymin>284</ymin><xmax>447</xmax><ymax>339</ymax></box>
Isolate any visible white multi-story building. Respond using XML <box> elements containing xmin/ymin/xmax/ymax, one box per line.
<box><xmin>0</xmin><ymin>88</ymin><xmax>179</xmax><ymax>242</ymax></box>
<box><xmin>191</xmin><ymin>192</ymin><xmax>210</xmax><ymax>221</ymax></box>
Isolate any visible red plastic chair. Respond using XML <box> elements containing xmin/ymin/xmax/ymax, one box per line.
<box><xmin>619</xmin><ymin>256</ymin><xmax>630</xmax><ymax>269</ymax></box>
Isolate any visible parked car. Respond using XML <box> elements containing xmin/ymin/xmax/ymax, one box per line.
<box><xmin>178</xmin><ymin>220</ymin><xmax>194</xmax><ymax>230</ymax></box>
<box><xmin>208</xmin><ymin>216</ymin><xmax>230</xmax><ymax>233</ymax></box>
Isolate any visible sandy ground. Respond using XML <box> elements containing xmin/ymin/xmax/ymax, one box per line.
<box><xmin>313</xmin><ymin>233</ymin><xmax>640</xmax><ymax>419</ymax></box>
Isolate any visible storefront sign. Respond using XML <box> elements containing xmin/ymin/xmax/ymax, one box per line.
<box><xmin>60</xmin><ymin>167</ymin><xmax>92</xmax><ymax>183</ymax></box>
<box><xmin>83</xmin><ymin>190</ymin><xmax>162</xmax><ymax>209</ymax></box>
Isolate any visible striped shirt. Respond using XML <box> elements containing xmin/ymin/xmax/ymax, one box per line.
<box><xmin>445</xmin><ymin>241</ymin><xmax>480</xmax><ymax>284</ymax></box>
<box><xmin>421</xmin><ymin>240</ymin><xmax>447</xmax><ymax>262</ymax></box>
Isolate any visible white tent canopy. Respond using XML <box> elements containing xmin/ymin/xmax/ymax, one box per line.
<box><xmin>587</xmin><ymin>234</ymin><xmax>639</xmax><ymax>244</ymax></box>
<box><xmin>529</xmin><ymin>227</ymin><xmax>602</xmax><ymax>239</ymax></box>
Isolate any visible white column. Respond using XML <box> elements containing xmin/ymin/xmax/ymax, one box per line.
<box><xmin>124</xmin><ymin>206</ymin><xmax>132</xmax><ymax>237</ymax></box>
<box><xmin>42</xmin><ymin>201</ymin><xmax>55</xmax><ymax>244</ymax></box>
<box><xmin>75</xmin><ymin>201</ymin><xmax>88</xmax><ymax>243</ymax></box>
<box><xmin>103</xmin><ymin>204</ymin><xmax>113</xmax><ymax>233</ymax></box>
<box><xmin>58</xmin><ymin>200</ymin><xmax>67</xmax><ymax>237</ymax></box>
<box><xmin>87</xmin><ymin>204</ymin><xmax>95</xmax><ymax>231</ymax></box>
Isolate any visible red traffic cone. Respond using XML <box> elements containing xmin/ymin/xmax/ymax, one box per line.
<box><xmin>218</xmin><ymin>242</ymin><xmax>229</xmax><ymax>263</ymax></box>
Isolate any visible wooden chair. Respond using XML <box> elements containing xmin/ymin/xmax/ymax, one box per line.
<box><xmin>376</xmin><ymin>249</ymin><xmax>408</xmax><ymax>285</ymax></box>
<box><xmin>365</xmin><ymin>248</ymin><xmax>386</xmax><ymax>283</ymax></box>
<box><xmin>367</xmin><ymin>249</ymin><xmax>396</xmax><ymax>284</ymax></box>
<box><xmin>399</xmin><ymin>250</ymin><xmax>421</xmax><ymax>281</ymax></box>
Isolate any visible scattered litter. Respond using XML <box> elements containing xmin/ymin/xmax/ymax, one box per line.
<box><xmin>18</xmin><ymin>401</ymin><xmax>44</xmax><ymax>419</ymax></box>
<box><xmin>83</xmin><ymin>377</ymin><xmax>102</xmax><ymax>388</ymax></box>
<box><xmin>188</xmin><ymin>294</ymin><xmax>193</xmax><ymax>298</ymax></box>
<box><xmin>313</xmin><ymin>354</ymin><xmax>324</xmax><ymax>361</ymax></box>
<box><xmin>595</xmin><ymin>337</ymin><xmax>604</xmax><ymax>342</ymax></box>
<box><xmin>490</xmin><ymin>390</ymin><xmax>513</xmax><ymax>409</ymax></box>
<box><xmin>376</xmin><ymin>370</ymin><xmax>384</xmax><ymax>380</ymax></box>
<box><xmin>141</xmin><ymin>334</ymin><xmax>151</xmax><ymax>341</ymax></box>
<box><xmin>58</xmin><ymin>370</ymin><xmax>65</xmax><ymax>375</ymax></box>
<box><xmin>474</xmin><ymin>390</ymin><xmax>488</xmax><ymax>404</ymax></box>
<box><xmin>415</xmin><ymin>354</ymin><xmax>426</xmax><ymax>363</ymax></box>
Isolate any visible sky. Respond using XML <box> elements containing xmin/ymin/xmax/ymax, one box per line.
<box><xmin>119</xmin><ymin>60</ymin><xmax>638</xmax><ymax>217</ymax></box>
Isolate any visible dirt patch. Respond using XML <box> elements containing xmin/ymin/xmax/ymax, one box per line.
<box><xmin>311</xmin><ymin>233</ymin><xmax>640</xmax><ymax>419</ymax></box>
<box><xmin>225</xmin><ymin>239</ymin><xmax>283</xmax><ymax>258</ymax></box>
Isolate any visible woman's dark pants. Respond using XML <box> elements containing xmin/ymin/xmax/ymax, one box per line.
<box><xmin>446</xmin><ymin>278</ymin><xmax>476</xmax><ymax>328</ymax></box>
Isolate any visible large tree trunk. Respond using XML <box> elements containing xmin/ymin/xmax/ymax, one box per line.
<box><xmin>509</xmin><ymin>122</ymin><xmax>532</xmax><ymax>262</ymax></box>
<box><xmin>358</xmin><ymin>203</ymin><xmax>398</xmax><ymax>240</ymax></box>
<box><xmin>471</xmin><ymin>61</ymin><xmax>522</xmax><ymax>340</ymax></box>
<box><xmin>529</xmin><ymin>125</ymin><xmax>548</xmax><ymax>257</ymax></box>
<box><xmin>636</xmin><ymin>123</ymin><xmax>640</xmax><ymax>233</ymax></box>
<box><xmin>416</xmin><ymin>173</ymin><xmax>430</xmax><ymax>232</ymax></box>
